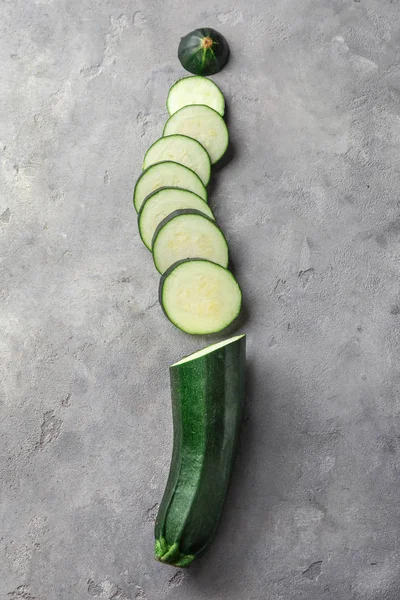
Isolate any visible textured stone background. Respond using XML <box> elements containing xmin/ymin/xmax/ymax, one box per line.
<box><xmin>1</xmin><ymin>0</ymin><xmax>400</xmax><ymax>598</ymax></box>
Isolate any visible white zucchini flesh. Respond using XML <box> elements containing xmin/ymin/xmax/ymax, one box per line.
<box><xmin>133</xmin><ymin>161</ymin><xmax>207</xmax><ymax>212</ymax></box>
<box><xmin>172</xmin><ymin>334</ymin><xmax>245</xmax><ymax>366</ymax></box>
<box><xmin>163</xmin><ymin>105</ymin><xmax>228</xmax><ymax>165</ymax></box>
<box><xmin>159</xmin><ymin>259</ymin><xmax>242</xmax><ymax>335</ymax></box>
<box><xmin>142</xmin><ymin>135</ymin><xmax>211</xmax><ymax>186</ymax></box>
<box><xmin>152</xmin><ymin>209</ymin><xmax>228</xmax><ymax>274</ymax></box>
<box><xmin>138</xmin><ymin>187</ymin><xmax>214</xmax><ymax>251</ymax></box>
<box><xmin>167</xmin><ymin>76</ymin><xmax>225</xmax><ymax>116</ymax></box>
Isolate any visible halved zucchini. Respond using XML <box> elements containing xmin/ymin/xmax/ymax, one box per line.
<box><xmin>155</xmin><ymin>334</ymin><xmax>245</xmax><ymax>568</ymax></box>
<box><xmin>138</xmin><ymin>188</ymin><xmax>214</xmax><ymax>251</ymax></box>
<box><xmin>163</xmin><ymin>105</ymin><xmax>228</xmax><ymax>165</ymax></box>
<box><xmin>152</xmin><ymin>209</ymin><xmax>228</xmax><ymax>274</ymax></box>
<box><xmin>133</xmin><ymin>161</ymin><xmax>207</xmax><ymax>212</ymax></box>
<box><xmin>159</xmin><ymin>259</ymin><xmax>242</xmax><ymax>334</ymax></box>
<box><xmin>142</xmin><ymin>135</ymin><xmax>211</xmax><ymax>186</ymax></box>
<box><xmin>167</xmin><ymin>76</ymin><xmax>225</xmax><ymax>117</ymax></box>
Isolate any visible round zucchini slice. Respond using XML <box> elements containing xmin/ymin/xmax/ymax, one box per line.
<box><xmin>138</xmin><ymin>187</ymin><xmax>214</xmax><ymax>251</ymax></box>
<box><xmin>152</xmin><ymin>209</ymin><xmax>228</xmax><ymax>274</ymax></box>
<box><xmin>142</xmin><ymin>135</ymin><xmax>211</xmax><ymax>186</ymax></box>
<box><xmin>159</xmin><ymin>259</ymin><xmax>242</xmax><ymax>335</ymax></box>
<box><xmin>167</xmin><ymin>76</ymin><xmax>225</xmax><ymax>117</ymax></box>
<box><xmin>163</xmin><ymin>105</ymin><xmax>228</xmax><ymax>165</ymax></box>
<box><xmin>133</xmin><ymin>161</ymin><xmax>207</xmax><ymax>212</ymax></box>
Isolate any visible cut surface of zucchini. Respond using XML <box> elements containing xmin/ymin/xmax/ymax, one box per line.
<box><xmin>159</xmin><ymin>259</ymin><xmax>242</xmax><ymax>334</ymax></box>
<box><xmin>163</xmin><ymin>105</ymin><xmax>228</xmax><ymax>165</ymax></box>
<box><xmin>171</xmin><ymin>334</ymin><xmax>245</xmax><ymax>365</ymax></box>
<box><xmin>133</xmin><ymin>161</ymin><xmax>207</xmax><ymax>212</ymax></box>
<box><xmin>167</xmin><ymin>76</ymin><xmax>225</xmax><ymax>117</ymax></box>
<box><xmin>138</xmin><ymin>188</ymin><xmax>214</xmax><ymax>251</ymax></box>
<box><xmin>152</xmin><ymin>209</ymin><xmax>228</xmax><ymax>274</ymax></box>
<box><xmin>142</xmin><ymin>135</ymin><xmax>211</xmax><ymax>186</ymax></box>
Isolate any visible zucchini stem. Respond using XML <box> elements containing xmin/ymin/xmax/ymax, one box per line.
<box><xmin>155</xmin><ymin>537</ymin><xmax>195</xmax><ymax>568</ymax></box>
<box><xmin>201</xmin><ymin>36</ymin><xmax>213</xmax><ymax>49</ymax></box>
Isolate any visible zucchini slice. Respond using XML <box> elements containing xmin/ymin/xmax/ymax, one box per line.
<box><xmin>159</xmin><ymin>259</ymin><xmax>242</xmax><ymax>334</ymax></box>
<box><xmin>152</xmin><ymin>209</ymin><xmax>228</xmax><ymax>274</ymax></box>
<box><xmin>142</xmin><ymin>135</ymin><xmax>211</xmax><ymax>186</ymax></box>
<box><xmin>138</xmin><ymin>188</ymin><xmax>214</xmax><ymax>251</ymax></box>
<box><xmin>155</xmin><ymin>334</ymin><xmax>246</xmax><ymax>568</ymax></box>
<box><xmin>167</xmin><ymin>76</ymin><xmax>225</xmax><ymax>117</ymax></box>
<box><xmin>163</xmin><ymin>105</ymin><xmax>228</xmax><ymax>165</ymax></box>
<box><xmin>177</xmin><ymin>27</ymin><xmax>230</xmax><ymax>77</ymax></box>
<box><xmin>133</xmin><ymin>161</ymin><xmax>207</xmax><ymax>212</ymax></box>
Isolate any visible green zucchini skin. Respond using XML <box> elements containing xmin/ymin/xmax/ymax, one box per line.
<box><xmin>178</xmin><ymin>28</ymin><xmax>230</xmax><ymax>76</ymax></box>
<box><xmin>155</xmin><ymin>335</ymin><xmax>246</xmax><ymax>567</ymax></box>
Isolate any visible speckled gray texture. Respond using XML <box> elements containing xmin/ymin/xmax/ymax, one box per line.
<box><xmin>1</xmin><ymin>0</ymin><xmax>400</xmax><ymax>598</ymax></box>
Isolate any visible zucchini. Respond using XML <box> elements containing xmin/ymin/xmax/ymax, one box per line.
<box><xmin>163</xmin><ymin>105</ymin><xmax>228</xmax><ymax>165</ymax></box>
<box><xmin>138</xmin><ymin>187</ymin><xmax>214</xmax><ymax>251</ymax></box>
<box><xmin>152</xmin><ymin>209</ymin><xmax>229</xmax><ymax>274</ymax></box>
<box><xmin>133</xmin><ymin>161</ymin><xmax>207</xmax><ymax>212</ymax></box>
<box><xmin>155</xmin><ymin>334</ymin><xmax>246</xmax><ymax>567</ymax></box>
<box><xmin>167</xmin><ymin>76</ymin><xmax>225</xmax><ymax>117</ymax></box>
<box><xmin>178</xmin><ymin>27</ymin><xmax>230</xmax><ymax>76</ymax></box>
<box><xmin>159</xmin><ymin>259</ymin><xmax>242</xmax><ymax>335</ymax></box>
<box><xmin>142</xmin><ymin>134</ymin><xmax>211</xmax><ymax>186</ymax></box>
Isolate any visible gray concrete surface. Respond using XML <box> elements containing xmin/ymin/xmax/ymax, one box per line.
<box><xmin>1</xmin><ymin>0</ymin><xmax>400</xmax><ymax>598</ymax></box>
